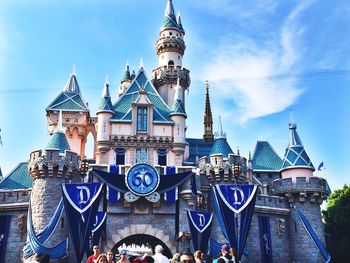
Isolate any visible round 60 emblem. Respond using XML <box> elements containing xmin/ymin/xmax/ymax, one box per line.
<box><xmin>126</xmin><ymin>163</ymin><xmax>160</xmax><ymax>196</ymax></box>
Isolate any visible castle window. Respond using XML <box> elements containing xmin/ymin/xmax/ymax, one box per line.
<box><xmin>116</xmin><ymin>147</ymin><xmax>126</xmax><ymax>165</ymax></box>
<box><xmin>169</xmin><ymin>32</ymin><xmax>172</xmax><ymax>36</ymax></box>
<box><xmin>157</xmin><ymin>148</ymin><xmax>167</xmax><ymax>166</ymax></box>
<box><xmin>137</xmin><ymin>106</ymin><xmax>148</xmax><ymax>131</ymax></box>
<box><xmin>168</xmin><ymin>60</ymin><xmax>174</xmax><ymax>68</ymax></box>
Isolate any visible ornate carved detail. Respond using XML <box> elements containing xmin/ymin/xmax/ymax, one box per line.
<box><xmin>277</xmin><ymin>218</ymin><xmax>286</xmax><ymax>235</ymax></box>
<box><xmin>28</xmin><ymin>149</ymin><xmax>80</xmax><ymax>180</ymax></box>
<box><xmin>151</xmin><ymin>67</ymin><xmax>190</xmax><ymax>89</ymax></box>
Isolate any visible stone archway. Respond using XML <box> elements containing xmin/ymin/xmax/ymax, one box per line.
<box><xmin>112</xmin><ymin>234</ymin><xmax>173</xmax><ymax>258</ymax></box>
<box><xmin>108</xmin><ymin>224</ymin><xmax>177</xmax><ymax>255</ymax></box>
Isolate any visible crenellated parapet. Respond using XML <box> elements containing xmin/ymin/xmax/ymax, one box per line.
<box><xmin>156</xmin><ymin>36</ymin><xmax>186</xmax><ymax>55</ymax></box>
<box><xmin>28</xmin><ymin>149</ymin><xmax>80</xmax><ymax>180</ymax></box>
<box><xmin>271</xmin><ymin>177</ymin><xmax>329</xmax><ymax>203</ymax></box>
<box><xmin>113</xmin><ymin>135</ymin><xmax>173</xmax><ymax>148</ymax></box>
<box><xmin>197</xmin><ymin>153</ymin><xmax>250</xmax><ymax>184</ymax></box>
<box><xmin>152</xmin><ymin>66</ymin><xmax>190</xmax><ymax>90</ymax></box>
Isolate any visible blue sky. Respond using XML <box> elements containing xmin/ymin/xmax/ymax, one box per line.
<box><xmin>0</xmin><ymin>0</ymin><xmax>349</xmax><ymax>191</ymax></box>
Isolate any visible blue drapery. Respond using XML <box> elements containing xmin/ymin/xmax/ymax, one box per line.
<box><xmin>294</xmin><ymin>206</ymin><xmax>331</xmax><ymax>263</ymax></box>
<box><xmin>108</xmin><ymin>165</ymin><xmax>120</xmax><ymax>203</ymax></box>
<box><xmin>187</xmin><ymin>210</ymin><xmax>213</xmax><ymax>253</ymax></box>
<box><xmin>26</xmin><ymin>199</ymin><xmax>68</xmax><ymax>260</ymax></box>
<box><xmin>258</xmin><ymin>216</ymin><xmax>273</xmax><ymax>263</ymax></box>
<box><xmin>62</xmin><ymin>182</ymin><xmax>105</xmax><ymax>262</ymax></box>
<box><xmin>164</xmin><ymin>166</ymin><xmax>177</xmax><ymax>203</ymax></box>
<box><xmin>91</xmin><ymin>168</ymin><xmax>196</xmax><ymax>194</ymax></box>
<box><xmin>0</xmin><ymin>215</ymin><xmax>11</xmax><ymax>263</ymax></box>
<box><xmin>212</xmin><ymin>184</ymin><xmax>257</xmax><ymax>261</ymax></box>
<box><xmin>23</xmin><ymin>199</ymin><xmax>65</xmax><ymax>258</ymax></box>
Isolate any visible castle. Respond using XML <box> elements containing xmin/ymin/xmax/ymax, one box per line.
<box><xmin>0</xmin><ymin>1</ymin><xmax>330</xmax><ymax>262</ymax></box>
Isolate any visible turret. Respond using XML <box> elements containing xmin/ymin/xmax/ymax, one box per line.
<box><xmin>96</xmin><ymin>75</ymin><xmax>114</xmax><ymax>164</ymax></box>
<box><xmin>203</xmin><ymin>81</ymin><xmax>214</xmax><ymax>143</ymax></box>
<box><xmin>271</xmin><ymin>114</ymin><xmax>329</xmax><ymax>262</ymax></box>
<box><xmin>26</xmin><ymin>121</ymin><xmax>80</xmax><ymax>262</ymax></box>
<box><xmin>46</xmin><ymin>67</ymin><xmax>92</xmax><ymax>157</ymax></box>
<box><xmin>169</xmin><ymin>78</ymin><xmax>187</xmax><ymax>166</ymax></box>
<box><xmin>280</xmin><ymin>114</ymin><xmax>314</xmax><ymax>181</ymax></box>
<box><xmin>152</xmin><ymin>0</ymin><xmax>190</xmax><ymax>108</ymax></box>
<box><xmin>118</xmin><ymin>62</ymin><xmax>132</xmax><ymax>97</ymax></box>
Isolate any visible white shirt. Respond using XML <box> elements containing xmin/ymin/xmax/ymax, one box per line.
<box><xmin>153</xmin><ymin>253</ymin><xmax>169</xmax><ymax>263</ymax></box>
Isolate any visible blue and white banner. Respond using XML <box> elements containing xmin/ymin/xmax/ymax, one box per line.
<box><xmin>164</xmin><ymin>166</ymin><xmax>178</xmax><ymax>203</ymax></box>
<box><xmin>212</xmin><ymin>184</ymin><xmax>257</xmax><ymax>261</ymax></box>
<box><xmin>294</xmin><ymin>206</ymin><xmax>331</xmax><ymax>263</ymax></box>
<box><xmin>215</xmin><ymin>184</ymin><xmax>257</xmax><ymax>214</ymax></box>
<box><xmin>187</xmin><ymin>211</ymin><xmax>213</xmax><ymax>253</ymax></box>
<box><xmin>62</xmin><ymin>183</ymin><xmax>105</xmax><ymax>263</ymax></box>
<box><xmin>0</xmin><ymin>215</ymin><xmax>11</xmax><ymax>263</ymax></box>
<box><xmin>258</xmin><ymin>216</ymin><xmax>273</xmax><ymax>263</ymax></box>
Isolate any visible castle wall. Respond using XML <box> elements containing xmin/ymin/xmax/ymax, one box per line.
<box><xmin>0</xmin><ymin>190</ymin><xmax>30</xmax><ymax>263</ymax></box>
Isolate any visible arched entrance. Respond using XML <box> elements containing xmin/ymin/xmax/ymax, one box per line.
<box><xmin>112</xmin><ymin>234</ymin><xmax>173</xmax><ymax>259</ymax></box>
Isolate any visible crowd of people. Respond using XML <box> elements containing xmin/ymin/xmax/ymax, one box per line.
<box><xmin>30</xmin><ymin>243</ymin><xmax>236</xmax><ymax>263</ymax></box>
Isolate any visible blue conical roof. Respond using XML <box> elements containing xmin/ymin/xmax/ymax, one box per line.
<box><xmin>170</xmin><ymin>78</ymin><xmax>186</xmax><ymax>117</ymax></box>
<box><xmin>281</xmin><ymin>122</ymin><xmax>314</xmax><ymax>171</ymax></box>
<box><xmin>46</xmin><ymin>130</ymin><xmax>71</xmax><ymax>154</ymax></box>
<box><xmin>46</xmin><ymin>73</ymin><xmax>89</xmax><ymax>112</ymax></box>
<box><xmin>64</xmin><ymin>74</ymin><xmax>80</xmax><ymax>93</ymax></box>
<box><xmin>122</xmin><ymin>64</ymin><xmax>132</xmax><ymax>81</ymax></box>
<box><xmin>210</xmin><ymin>118</ymin><xmax>233</xmax><ymax>156</ymax></box>
<box><xmin>162</xmin><ymin>0</ymin><xmax>179</xmax><ymax>30</ymax></box>
<box><xmin>97</xmin><ymin>76</ymin><xmax>114</xmax><ymax>114</ymax></box>
<box><xmin>177</xmin><ymin>12</ymin><xmax>185</xmax><ymax>34</ymax></box>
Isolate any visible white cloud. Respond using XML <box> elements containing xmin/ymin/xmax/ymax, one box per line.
<box><xmin>199</xmin><ymin>1</ymin><xmax>316</xmax><ymax>124</ymax></box>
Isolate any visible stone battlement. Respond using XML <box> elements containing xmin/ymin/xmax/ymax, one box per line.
<box><xmin>271</xmin><ymin>176</ymin><xmax>328</xmax><ymax>203</ymax></box>
<box><xmin>28</xmin><ymin>148</ymin><xmax>80</xmax><ymax>179</ymax></box>
<box><xmin>152</xmin><ymin>66</ymin><xmax>190</xmax><ymax>89</ymax></box>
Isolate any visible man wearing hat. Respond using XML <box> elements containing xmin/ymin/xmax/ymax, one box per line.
<box><xmin>217</xmin><ymin>245</ymin><xmax>234</xmax><ymax>263</ymax></box>
<box><xmin>117</xmin><ymin>249</ymin><xmax>129</xmax><ymax>263</ymax></box>
<box><xmin>153</xmin><ymin>245</ymin><xmax>169</xmax><ymax>263</ymax></box>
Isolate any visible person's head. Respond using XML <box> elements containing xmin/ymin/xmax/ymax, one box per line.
<box><xmin>194</xmin><ymin>251</ymin><xmax>203</xmax><ymax>261</ymax></box>
<box><xmin>96</xmin><ymin>254</ymin><xmax>108</xmax><ymax>263</ymax></box>
<box><xmin>93</xmin><ymin>245</ymin><xmax>101</xmax><ymax>256</ymax></box>
<box><xmin>155</xmin><ymin>245</ymin><xmax>164</xmax><ymax>254</ymax></box>
<box><xmin>172</xmin><ymin>253</ymin><xmax>180</xmax><ymax>262</ymax></box>
<box><xmin>120</xmin><ymin>249</ymin><xmax>128</xmax><ymax>260</ymax></box>
<box><xmin>229</xmin><ymin>248</ymin><xmax>235</xmax><ymax>257</ymax></box>
<box><xmin>179</xmin><ymin>252</ymin><xmax>194</xmax><ymax>263</ymax></box>
<box><xmin>107</xmin><ymin>251</ymin><xmax>115</xmax><ymax>262</ymax></box>
<box><xmin>34</xmin><ymin>253</ymin><xmax>51</xmax><ymax>263</ymax></box>
<box><xmin>220</xmin><ymin>245</ymin><xmax>230</xmax><ymax>256</ymax></box>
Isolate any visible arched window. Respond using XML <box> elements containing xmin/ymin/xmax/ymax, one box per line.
<box><xmin>137</xmin><ymin>106</ymin><xmax>148</xmax><ymax>131</ymax></box>
<box><xmin>168</xmin><ymin>60</ymin><xmax>174</xmax><ymax>68</ymax></box>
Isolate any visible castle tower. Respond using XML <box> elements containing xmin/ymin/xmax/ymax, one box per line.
<box><xmin>27</xmin><ymin>128</ymin><xmax>80</xmax><ymax>262</ymax></box>
<box><xmin>46</xmin><ymin>68</ymin><xmax>92</xmax><ymax>158</ymax></box>
<box><xmin>118</xmin><ymin>62</ymin><xmax>133</xmax><ymax>97</ymax></box>
<box><xmin>152</xmin><ymin>0</ymin><xmax>190</xmax><ymax>108</ymax></box>
<box><xmin>96</xmin><ymin>76</ymin><xmax>114</xmax><ymax>165</ymax></box>
<box><xmin>169</xmin><ymin>78</ymin><xmax>187</xmax><ymax>165</ymax></box>
<box><xmin>271</xmin><ymin>117</ymin><xmax>329</xmax><ymax>263</ymax></box>
<box><xmin>203</xmin><ymin>81</ymin><xmax>214</xmax><ymax>143</ymax></box>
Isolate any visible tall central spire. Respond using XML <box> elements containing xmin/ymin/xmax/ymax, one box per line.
<box><xmin>203</xmin><ymin>81</ymin><xmax>214</xmax><ymax>142</ymax></box>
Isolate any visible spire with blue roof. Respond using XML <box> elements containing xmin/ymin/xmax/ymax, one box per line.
<box><xmin>169</xmin><ymin>78</ymin><xmax>186</xmax><ymax>118</ymax></box>
<box><xmin>97</xmin><ymin>75</ymin><xmax>114</xmax><ymax>114</ymax></box>
<box><xmin>163</xmin><ymin>0</ymin><xmax>179</xmax><ymax>30</ymax></box>
<box><xmin>281</xmin><ymin>111</ymin><xmax>314</xmax><ymax>171</ymax></box>
<box><xmin>177</xmin><ymin>11</ymin><xmax>185</xmax><ymax>34</ymax></box>
<box><xmin>210</xmin><ymin>116</ymin><xmax>234</xmax><ymax>156</ymax></box>
<box><xmin>122</xmin><ymin>62</ymin><xmax>132</xmax><ymax>82</ymax></box>
<box><xmin>46</xmin><ymin>111</ymin><xmax>71</xmax><ymax>154</ymax></box>
<box><xmin>46</xmin><ymin>66</ymin><xmax>89</xmax><ymax>112</ymax></box>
